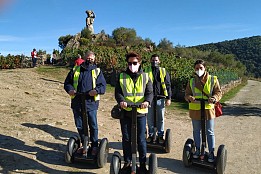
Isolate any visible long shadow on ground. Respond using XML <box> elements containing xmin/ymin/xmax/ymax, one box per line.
<box><xmin>222</xmin><ymin>104</ymin><xmax>261</xmax><ymax>117</ymax></box>
<box><xmin>20</xmin><ymin>123</ymin><xmax>106</xmax><ymax>172</ymax></box>
<box><xmin>0</xmin><ymin>134</ymin><xmax>96</xmax><ymax>173</ymax></box>
<box><xmin>157</xmin><ymin>157</ymin><xmax>214</xmax><ymax>174</ymax></box>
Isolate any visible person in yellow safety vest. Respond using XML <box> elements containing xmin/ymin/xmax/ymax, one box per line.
<box><xmin>144</xmin><ymin>54</ymin><xmax>172</xmax><ymax>144</ymax></box>
<box><xmin>115</xmin><ymin>52</ymin><xmax>153</xmax><ymax>173</ymax></box>
<box><xmin>64</xmin><ymin>51</ymin><xmax>107</xmax><ymax>156</ymax></box>
<box><xmin>185</xmin><ymin>59</ymin><xmax>222</xmax><ymax>163</ymax></box>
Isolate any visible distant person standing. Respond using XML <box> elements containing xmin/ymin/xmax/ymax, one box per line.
<box><xmin>31</xmin><ymin>48</ymin><xmax>38</xmax><ymax>68</ymax></box>
<box><xmin>75</xmin><ymin>54</ymin><xmax>85</xmax><ymax>66</ymax></box>
<box><xmin>50</xmin><ymin>51</ymin><xmax>56</xmax><ymax>65</ymax></box>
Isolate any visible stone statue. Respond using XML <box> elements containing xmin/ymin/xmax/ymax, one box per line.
<box><xmin>86</xmin><ymin>10</ymin><xmax>95</xmax><ymax>34</ymax></box>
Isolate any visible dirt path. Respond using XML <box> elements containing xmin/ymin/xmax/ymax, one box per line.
<box><xmin>0</xmin><ymin>69</ymin><xmax>260</xmax><ymax>174</ymax></box>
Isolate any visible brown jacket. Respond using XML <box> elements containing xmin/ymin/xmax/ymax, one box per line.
<box><xmin>184</xmin><ymin>72</ymin><xmax>222</xmax><ymax>120</ymax></box>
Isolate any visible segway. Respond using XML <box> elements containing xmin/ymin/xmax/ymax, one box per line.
<box><xmin>147</xmin><ymin>95</ymin><xmax>171</xmax><ymax>153</ymax></box>
<box><xmin>110</xmin><ymin>102</ymin><xmax>158</xmax><ymax>174</ymax></box>
<box><xmin>182</xmin><ymin>99</ymin><xmax>227</xmax><ymax>174</ymax></box>
<box><xmin>65</xmin><ymin>92</ymin><xmax>109</xmax><ymax>168</ymax></box>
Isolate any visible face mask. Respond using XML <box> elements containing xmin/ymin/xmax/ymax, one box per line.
<box><xmin>129</xmin><ymin>64</ymin><xmax>139</xmax><ymax>73</ymax></box>
<box><xmin>195</xmin><ymin>69</ymin><xmax>205</xmax><ymax>77</ymax></box>
<box><xmin>151</xmin><ymin>61</ymin><xmax>159</xmax><ymax>68</ymax></box>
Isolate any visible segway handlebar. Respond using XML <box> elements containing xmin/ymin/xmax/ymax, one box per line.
<box><xmin>190</xmin><ymin>99</ymin><xmax>215</xmax><ymax>104</ymax></box>
<box><xmin>74</xmin><ymin>92</ymin><xmax>88</xmax><ymax>96</ymax></box>
<box><xmin>126</xmin><ymin>102</ymin><xmax>142</xmax><ymax>108</ymax></box>
<box><xmin>156</xmin><ymin>95</ymin><xmax>166</xmax><ymax>99</ymax></box>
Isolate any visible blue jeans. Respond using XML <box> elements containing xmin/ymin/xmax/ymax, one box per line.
<box><xmin>147</xmin><ymin>98</ymin><xmax>165</xmax><ymax>137</ymax></box>
<box><xmin>192</xmin><ymin>119</ymin><xmax>215</xmax><ymax>152</ymax></box>
<box><xmin>32</xmin><ymin>58</ymin><xmax>37</xmax><ymax>67</ymax></box>
<box><xmin>72</xmin><ymin>109</ymin><xmax>98</xmax><ymax>147</ymax></box>
<box><xmin>120</xmin><ymin>115</ymin><xmax>147</xmax><ymax>163</ymax></box>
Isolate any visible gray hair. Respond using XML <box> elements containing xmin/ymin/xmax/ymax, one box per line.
<box><xmin>84</xmin><ymin>51</ymin><xmax>95</xmax><ymax>57</ymax></box>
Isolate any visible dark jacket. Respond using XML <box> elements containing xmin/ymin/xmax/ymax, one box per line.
<box><xmin>64</xmin><ymin>62</ymin><xmax>107</xmax><ymax>111</ymax></box>
<box><xmin>115</xmin><ymin>67</ymin><xmax>153</xmax><ymax>117</ymax></box>
<box><xmin>150</xmin><ymin>66</ymin><xmax>172</xmax><ymax>99</ymax></box>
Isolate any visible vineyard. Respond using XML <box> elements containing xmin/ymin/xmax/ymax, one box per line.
<box><xmin>0</xmin><ymin>46</ymin><xmax>242</xmax><ymax>100</ymax></box>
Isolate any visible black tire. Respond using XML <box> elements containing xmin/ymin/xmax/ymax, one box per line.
<box><xmin>182</xmin><ymin>138</ymin><xmax>194</xmax><ymax>167</ymax></box>
<box><xmin>110</xmin><ymin>151</ymin><xmax>121</xmax><ymax>174</ymax></box>
<box><xmin>65</xmin><ymin>135</ymin><xmax>80</xmax><ymax>164</ymax></box>
<box><xmin>97</xmin><ymin>138</ymin><xmax>109</xmax><ymax>168</ymax></box>
<box><xmin>149</xmin><ymin>153</ymin><xmax>157</xmax><ymax>174</ymax></box>
<box><xmin>164</xmin><ymin>129</ymin><xmax>171</xmax><ymax>153</ymax></box>
<box><xmin>216</xmin><ymin>144</ymin><xmax>227</xmax><ymax>174</ymax></box>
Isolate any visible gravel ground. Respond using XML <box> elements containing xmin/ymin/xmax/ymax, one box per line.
<box><xmin>0</xmin><ymin>68</ymin><xmax>260</xmax><ymax>174</ymax></box>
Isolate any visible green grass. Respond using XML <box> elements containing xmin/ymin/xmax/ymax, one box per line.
<box><xmin>169</xmin><ymin>100</ymin><xmax>189</xmax><ymax>111</ymax></box>
<box><xmin>35</xmin><ymin>65</ymin><xmax>70</xmax><ymax>82</ymax></box>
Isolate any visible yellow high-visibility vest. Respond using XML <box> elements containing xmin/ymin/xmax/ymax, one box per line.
<box><xmin>119</xmin><ymin>72</ymin><xmax>149</xmax><ymax>114</ymax></box>
<box><xmin>144</xmin><ymin>66</ymin><xmax>168</xmax><ymax>96</ymax></box>
<box><xmin>71</xmin><ymin>66</ymin><xmax>100</xmax><ymax>101</ymax></box>
<box><xmin>189</xmin><ymin>75</ymin><xmax>217</xmax><ymax>110</ymax></box>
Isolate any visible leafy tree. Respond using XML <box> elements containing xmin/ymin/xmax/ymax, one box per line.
<box><xmin>58</xmin><ymin>35</ymin><xmax>73</xmax><ymax>50</ymax></box>
<box><xmin>193</xmin><ymin>36</ymin><xmax>261</xmax><ymax>77</ymax></box>
<box><xmin>112</xmin><ymin>27</ymin><xmax>137</xmax><ymax>46</ymax></box>
<box><xmin>81</xmin><ymin>27</ymin><xmax>92</xmax><ymax>40</ymax></box>
<box><xmin>157</xmin><ymin>38</ymin><xmax>174</xmax><ymax>51</ymax></box>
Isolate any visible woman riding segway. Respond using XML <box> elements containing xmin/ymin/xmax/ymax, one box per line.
<box><xmin>182</xmin><ymin>59</ymin><xmax>227</xmax><ymax>174</ymax></box>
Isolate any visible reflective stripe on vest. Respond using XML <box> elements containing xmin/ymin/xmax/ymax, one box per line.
<box><xmin>189</xmin><ymin>75</ymin><xmax>216</xmax><ymax>110</ymax></box>
<box><xmin>119</xmin><ymin>72</ymin><xmax>149</xmax><ymax>114</ymax></box>
<box><xmin>145</xmin><ymin>66</ymin><xmax>168</xmax><ymax>96</ymax></box>
<box><xmin>71</xmin><ymin>66</ymin><xmax>100</xmax><ymax>101</ymax></box>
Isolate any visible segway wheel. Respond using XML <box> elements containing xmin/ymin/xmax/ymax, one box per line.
<box><xmin>164</xmin><ymin>129</ymin><xmax>171</xmax><ymax>153</ymax></box>
<box><xmin>97</xmin><ymin>138</ymin><xmax>109</xmax><ymax>168</ymax></box>
<box><xmin>110</xmin><ymin>151</ymin><xmax>121</xmax><ymax>174</ymax></box>
<box><xmin>216</xmin><ymin>144</ymin><xmax>227</xmax><ymax>174</ymax></box>
<box><xmin>65</xmin><ymin>135</ymin><xmax>81</xmax><ymax>163</ymax></box>
<box><xmin>182</xmin><ymin>138</ymin><xmax>194</xmax><ymax>167</ymax></box>
<box><xmin>149</xmin><ymin>153</ymin><xmax>157</xmax><ymax>174</ymax></box>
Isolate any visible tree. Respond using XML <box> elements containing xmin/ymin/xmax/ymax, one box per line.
<box><xmin>81</xmin><ymin>27</ymin><xmax>92</xmax><ymax>40</ymax></box>
<box><xmin>112</xmin><ymin>27</ymin><xmax>137</xmax><ymax>46</ymax></box>
<box><xmin>157</xmin><ymin>38</ymin><xmax>174</xmax><ymax>51</ymax></box>
<box><xmin>58</xmin><ymin>35</ymin><xmax>73</xmax><ymax>50</ymax></box>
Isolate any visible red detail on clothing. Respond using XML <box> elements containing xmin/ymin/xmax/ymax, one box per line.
<box><xmin>31</xmin><ymin>51</ymin><xmax>37</xmax><ymax>58</ymax></box>
<box><xmin>75</xmin><ymin>58</ymin><xmax>85</xmax><ymax>66</ymax></box>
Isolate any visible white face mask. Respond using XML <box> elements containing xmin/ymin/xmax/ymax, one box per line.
<box><xmin>129</xmin><ymin>64</ymin><xmax>139</xmax><ymax>73</ymax></box>
<box><xmin>196</xmin><ymin>69</ymin><xmax>205</xmax><ymax>77</ymax></box>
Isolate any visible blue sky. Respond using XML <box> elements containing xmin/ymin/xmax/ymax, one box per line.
<box><xmin>0</xmin><ymin>0</ymin><xmax>260</xmax><ymax>56</ymax></box>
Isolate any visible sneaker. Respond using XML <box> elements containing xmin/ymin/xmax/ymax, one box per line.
<box><xmin>158</xmin><ymin>136</ymin><xmax>164</xmax><ymax>144</ymax></box>
<box><xmin>91</xmin><ymin>147</ymin><xmax>98</xmax><ymax>156</ymax></box>
<box><xmin>193</xmin><ymin>149</ymin><xmax>200</xmax><ymax>158</ymax></box>
<box><xmin>77</xmin><ymin>147</ymin><xmax>84</xmax><ymax>154</ymax></box>
<box><xmin>208</xmin><ymin>151</ymin><xmax>215</xmax><ymax>163</ymax></box>
<box><xmin>146</xmin><ymin>136</ymin><xmax>153</xmax><ymax>143</ymax></box>
<box><xmin>121</xmin><ymin>162</ymin><xmax>131</xmax><ymax>174</ymax></box>
<box><xmin>139</xmin><ymin>162</ymin><xmax>148</xmax><ymax>174</ymax></box>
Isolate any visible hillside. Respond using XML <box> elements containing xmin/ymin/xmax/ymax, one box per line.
<box><xmin>191</xmin><ymin>36</ymin><xmax>261</xmax><ymax>78</ymax></box>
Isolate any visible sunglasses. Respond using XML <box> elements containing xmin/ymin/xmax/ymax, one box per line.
<box><xmin>128</xmin><ymin>62</ymin><xmax>138</xmax><ymax>65</ymax></box>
